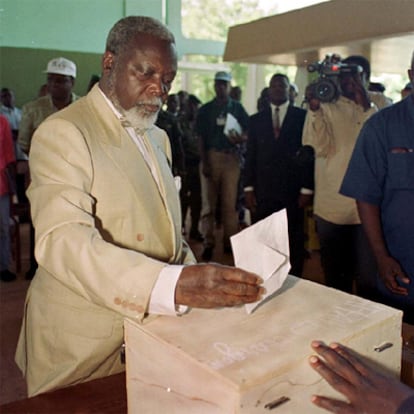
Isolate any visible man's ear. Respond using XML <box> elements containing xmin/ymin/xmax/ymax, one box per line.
<box><xmin>102</xmin><ymin>51</ymin><xmax>114</xmax><ymax>74</ymax></box>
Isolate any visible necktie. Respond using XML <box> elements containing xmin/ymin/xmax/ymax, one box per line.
<box><xmin>274</xmin><ymin>106</ymin><xmax>281</xmax><ymax>139</ymax></box>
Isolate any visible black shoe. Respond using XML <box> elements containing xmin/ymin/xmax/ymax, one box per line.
<box><xmin>201</xmin><ymin>247</ymin><xmax>213</xmax><ymax>261</ymax></box>
<box><xmin>190</xmin><ymin>230</ymin><xmax>204</xmax><ymax>242</ymax></box>
<box><xmin>0</xmin><ymin>270</ymin><xmax>16</xmax><ymax>282</ymax></box>
<box><xmin>25</xmin><ymin>266</ymin><xmax>37</xmax><ymax>280</ymax></box>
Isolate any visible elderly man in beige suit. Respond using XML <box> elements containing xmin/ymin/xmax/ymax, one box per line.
<box><xmin>15</xmin><ymin>16</ymin><xmax>264</xmax><ymax>397</ymax></box>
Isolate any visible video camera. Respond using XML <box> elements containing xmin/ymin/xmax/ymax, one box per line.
<box><xmin>306</xmin><ymin>54</ymin><xmax>362</xmax><ymax>102</ymax></box>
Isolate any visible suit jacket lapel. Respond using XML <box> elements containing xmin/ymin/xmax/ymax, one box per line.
<box><xmin>85</xmin><ymin>86</ymin><xmax>180</xmax><ymax>252</ymax></box>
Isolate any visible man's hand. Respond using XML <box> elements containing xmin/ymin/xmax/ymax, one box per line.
<box><xmin>340</xmin><ymin>74</ymin><xmax>371</xmax><ymax>110</ymax></box>
<box><xmin>298</xmin><ymin>193</ymin><xmax>313</xmax><ymax>209</ymax></box>
<box><xmin>308</xmin><ymin>340</ymin><xmax>414</xmax><ymax>414</ymax></box>
<box><xmin>227</xmin><ymin>130</ymin><xmax>247</xmax><ymax>145</ymax></box>
<box><xmin>244</xmin><ymin>190</ymin><xmax>257</xmax><ymax>213</ymax></box>
<box><xmin>352</xmin><ymin>76</ymin><xmax>371</xmax><ymax>111</ymax></box>
<box><xmin>377</xmin><ymin>255</ymin><xmax>410</xmax><ymax>296</ymax></box>
<box><xmin>175</xmin><ymin>264</ymin><xmax>264</xmax><ymax>308</ymax></box>
<box><xmin>356</xmin><ymin>200</ymin><xmax>409</xmax><ymax>296</ymax></box>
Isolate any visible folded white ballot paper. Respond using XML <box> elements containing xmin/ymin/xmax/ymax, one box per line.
<box><xmin>223</xmin><ymin>113</ymin><xmax>242</xmax><ymax>136</ymax></box>
<box><xmin>230</xmin><ymin>209</ymin><xmax>290</xmax><ymax>314</ymax></box>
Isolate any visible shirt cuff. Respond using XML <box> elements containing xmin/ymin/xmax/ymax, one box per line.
<box><xmin>244</xmin><ymin>186</ymin><xmax>254</xmax><ymax>192</ymax></box>
<box><xmin>300</xmin><ymin>188</ymin><xmax>314</xmax><ymax>195</ymax></box>
<box><xmin>148</xmin><ymin>264</ymin><xmax>189</xmax><ymax>316</ymax></box>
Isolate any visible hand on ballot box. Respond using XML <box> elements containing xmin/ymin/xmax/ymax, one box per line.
<box><xmin>308</xmin><ymin>340</ymin><xmax>414</xmax><ymax>414</ymax></box>
<box><xmin>175</xmin><ymin>263</ymin><xmax>265</xmax><ymax>309</ymax></box>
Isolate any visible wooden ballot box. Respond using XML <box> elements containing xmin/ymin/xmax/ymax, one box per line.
<box><xmin>124</xmin><ymin>276</ymin><xmax>402</xmax><ymax>413</ymax></box>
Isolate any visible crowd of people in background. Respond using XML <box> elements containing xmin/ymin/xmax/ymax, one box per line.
<box><xmin>1</xmin><ymin>51</ymin><xmax>413</xmax><ymax>325</ymax></box>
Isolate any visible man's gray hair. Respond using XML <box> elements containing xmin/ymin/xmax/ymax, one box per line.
<box><xmin>106</xmin><ymin>16</ymin><xmax>175</xmax><ymax>55</ymax></box>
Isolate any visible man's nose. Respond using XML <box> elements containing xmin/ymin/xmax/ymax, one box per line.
<box><xmin>148</xmin><ymin>77</ymin><xmax>169</xmax><ymax>96</ymax></box>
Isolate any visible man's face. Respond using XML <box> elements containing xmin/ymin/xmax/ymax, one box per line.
<box><xmin>104</xmin><ymin>33</ymin><xmax>177</xmax><ymax>131</ymax></box>
<box><xmin>339</xmin><ymin>72</ymin><xmax>363</xmax><ymax>99</ymax></box>
<box><xmin>0</xmin><ymin>90</ymin><xmax>14</xmax><ymax>108</ymax></box>
<box><xmin>47</xmin><ymin>74</ymin><xmax>74</xmax><ymax>100</ymax></box>
<box><xmin>269</xmin><ymin>76</ymin><xmax>289</xmax><ymax>106</ymax></box>
<box><xmin>214</xmin><ymin>80</ymin><xmax>230</xmax><ymax>100</ymax></box>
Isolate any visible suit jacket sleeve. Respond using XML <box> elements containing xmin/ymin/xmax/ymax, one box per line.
<box><xmin>28</xmin><ymin>105</ymin><xmax>194</xmax><ymax>322</ymax></box>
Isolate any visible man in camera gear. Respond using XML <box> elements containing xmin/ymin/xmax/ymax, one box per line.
<box><xmin>342</xmin><ymin>55</ymin><xmax>392</xmax><ymax>110</ymax></box>
<box><xmin>302</xmin><ymin>54</ymin><xmax>378</xmax><ymax>299</ymax></box>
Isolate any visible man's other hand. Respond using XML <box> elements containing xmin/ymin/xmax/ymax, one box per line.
<box><xmin>308</xmin><ymin>340</ymin><xmax>414</xmax><ymax>414</ymax></box>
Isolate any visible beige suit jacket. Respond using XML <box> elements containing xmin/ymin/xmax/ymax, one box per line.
<box><xmin>15</xmin><ymin>85</ymin><xmax>195</xmax><ymax>396</ymax></box>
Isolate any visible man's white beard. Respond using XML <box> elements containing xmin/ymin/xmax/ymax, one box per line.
<box><xmin>122</xmin><ymin>104</ymin><xmax>160</xmax><ymax>133</ymax></box>
<box><xmin>108</xmin><ymin>83</ymin><xmax>161</xmax><ymax>133</ymax></box>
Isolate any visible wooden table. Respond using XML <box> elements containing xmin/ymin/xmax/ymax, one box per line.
<box><xmin>0</xmin><ymin>373</ymin><xmax>126</xmax><ymax>413</ymax></box>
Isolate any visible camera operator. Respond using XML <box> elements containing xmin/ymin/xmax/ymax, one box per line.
<box><xmin>302</xmin><ymin>54</ymin><xmax>378</xmax><ymax>299</ymax></box>
<box><xmin>342</xmin><ymin>55</ymin><xmax>392</xmax><ymax>110</ymax></box>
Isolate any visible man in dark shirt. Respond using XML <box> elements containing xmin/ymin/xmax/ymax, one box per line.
<box><xmin>196</xmin><ymin>71</ymin><xmax>249</xmax><ymax>261</ymax></box>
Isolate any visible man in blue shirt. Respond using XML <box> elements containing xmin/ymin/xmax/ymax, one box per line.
<box><xmin>340</xmin><ymin>51</ymin><xmax>414</xmax><ymax>323</ymax></box>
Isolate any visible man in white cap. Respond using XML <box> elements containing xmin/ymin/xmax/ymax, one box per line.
<box><xmin>18</xmin><ymin>57</ymin><xmax>78</xmax><ymax>154</ymax></box>
<box><xmin>18</xmin><ymin>57</ymin><xmax>79</xmax><ymax>279</ymax></box>
<box><xmin>196</xmin><ymin>71</ymin><xmax>250</xmax><ymax>261</ymax></box>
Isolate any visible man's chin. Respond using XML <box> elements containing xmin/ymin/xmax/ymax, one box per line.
<box><xmin>125</xmin><ymin>110</ymin><xmax>159</xmax><ymax>131</ymax></box>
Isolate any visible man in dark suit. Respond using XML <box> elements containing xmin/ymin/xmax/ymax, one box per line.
<box><xmin>244</xmin><ymin>73</ymin><xmax>313</xmax><ymax>276</ymax></box>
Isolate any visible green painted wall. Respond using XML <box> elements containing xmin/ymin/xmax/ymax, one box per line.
<box><xmin>0</xmin><ymin>0</ymin><xmax>226</xmax><ymax>107</ymax></box>
<box><xmin>0</xmin><ymin>0</ymin><xmax>165</xmax><ymax>106</ymax></box>
<box><xmin>0</xmin><ymin>0</ymin><xmax>163</xmax><ymax>53</ymax></box>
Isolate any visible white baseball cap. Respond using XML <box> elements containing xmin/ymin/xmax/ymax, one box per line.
<box><xmin>214</xmin><ymin>71</ymin><xmax>232</xmax><ymax>82</ymax></box>
<box><xmin>44</xmin><ymin>57</ymin><xmax>77</xmax><ymax>78</ymax></box>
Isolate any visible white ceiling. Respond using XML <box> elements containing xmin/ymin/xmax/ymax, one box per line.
<box><xmin>223</xmin><ymin>0</ymin><xmax>414</xmax><ymax>74</ymax></box>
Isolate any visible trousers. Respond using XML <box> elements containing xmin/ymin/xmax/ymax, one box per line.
<box><xmin>202</xmin><ymin>150</ymin><xmax>240</xmax><ymax>250</ymax></box>
<box><xmin>315</xmin><ymin>216</ymin><xmax>377</xmax><ymax>297</ymax></box>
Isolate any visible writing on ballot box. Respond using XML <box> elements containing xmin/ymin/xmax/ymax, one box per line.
<box><xmin>124</xmin><ymin>276</ymin><xmax>402</xmax><ymax>413</ymax></box>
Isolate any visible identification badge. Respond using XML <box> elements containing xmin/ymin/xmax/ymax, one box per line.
<box><xmin>216</xmin><ymin>114</ymin><xmax>226</xmax><ymax>126</ymax></box>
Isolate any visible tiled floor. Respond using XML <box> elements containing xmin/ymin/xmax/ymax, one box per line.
<box><xmin>0</xmin><ymin>221</ymin><xmax>324</xmax><ymax>405</ymax></box>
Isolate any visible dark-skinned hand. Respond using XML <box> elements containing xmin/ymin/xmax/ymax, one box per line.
<box><xmin>298</xmin><ymin>193</ymin><xmax>313</xmax><ymax>209</ymax></box>
<box><xmin>308</xmin><ymin>340</ymin><xmax>414</xmax><ymax>414</ymax></box>
<box><xmin>175</xmin><ymin>263</ymin><xmax>264</xmax><ymax>308</ymax></box>
<box><xmin>340</xmin><ymin>74</ymin><xmax>371</xmax><ymax>111</ymax></box>
<box><xmin>244</xmin><ymin>190</ymin><xmax>257</xmax><ymax>213</ymax></box>
<box><xmin>227</xmin><ymin>130</ymin><xmax>247</xmax><ymax>145</ymax></box>
<box><xmin>377</xmin><ymin>255</ymin><xmax>410</xmax><ymax>296</ymax></box>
